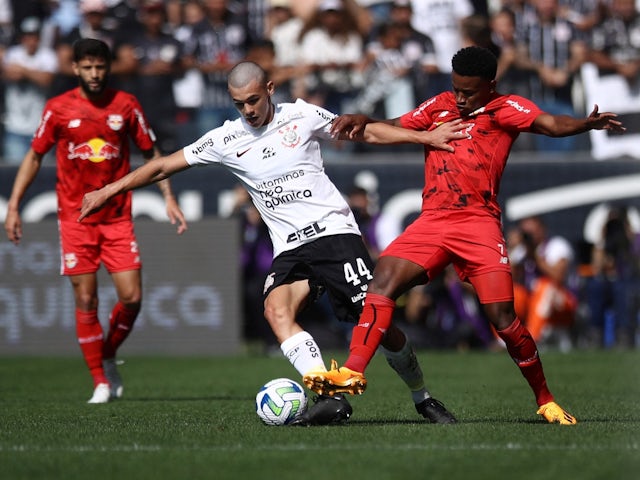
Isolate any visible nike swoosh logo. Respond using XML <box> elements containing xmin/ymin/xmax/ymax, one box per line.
<box><xmin>236</xmin><ymin>148</ymin><xmax>251</xmax><ymax>157</ymax></box>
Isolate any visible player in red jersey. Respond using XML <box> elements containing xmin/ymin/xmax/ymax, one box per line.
<box><xmin>4</xmin><ymin>38</ymin><xmax>187</xmax><ymax>403</ymax></box>
<box><xmin>304</xmin><ymin>46</ymin><xmax>626</xmax><ymax>425</ymax></box>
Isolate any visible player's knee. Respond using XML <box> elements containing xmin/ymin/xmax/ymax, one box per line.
<box><xmin>484</xmin><ymin>301</ymin><xmax>516</xmax><ymax>330</ymax></box>
<box><xmin>74</xmin><ymin>294</ymin><xmax>98</xmax><ymax>312</ymax></box>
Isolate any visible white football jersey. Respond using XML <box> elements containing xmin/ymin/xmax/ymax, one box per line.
<box><xmin>183</xmin><ymin>99</ymin><xmax>361</xmax><ymax>257</ymax></box>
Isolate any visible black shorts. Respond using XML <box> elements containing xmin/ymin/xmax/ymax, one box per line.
<box><xmin>263</xmin><ymin>234</ymin><xmax>374</xmax><ymax>324</ymax></box>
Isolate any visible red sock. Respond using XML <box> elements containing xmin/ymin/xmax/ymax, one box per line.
<box><xmin>345</xmin><ymin>293</ymin><xmax>396</xmax><ymax>373</ymax></box>
<box><xmin>76</xmin><ymin>309</ymin><xmax>107</xmax><ymax>386</ymax></box>
<box><xmin>102</xmin><ymin>302</ymin><xmax>140</xmax><ymax>359</ymax></box>
<box><xmin>496</xmin><ymin>317</ymin><xmax>554</xmax><ymax>406</ymax></box>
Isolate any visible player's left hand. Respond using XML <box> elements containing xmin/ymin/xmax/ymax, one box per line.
<box><xmin>331</xmin><ymin>114</ymin><xmax>370</xmax><ymax>139</ymax></box>
<box><xmin>587</xmin><ymin>104</ymin><xmax>626</xmax><ymax>133</ymax></box>
<box><xmin>165</xmin><ymin>196</ymin><xmax>188</xmax><ymax>235</ymax></box>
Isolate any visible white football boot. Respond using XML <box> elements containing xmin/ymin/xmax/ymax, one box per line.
<box><xmin>87</xmin><ymin>383</ymin><xmax>111</xmax><ymax>404</ymax></box>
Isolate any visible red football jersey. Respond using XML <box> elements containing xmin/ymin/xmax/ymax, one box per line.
<box><xmin>400</xmin><ymin>92</ymin><xmax>542</xmax><ymax>218</ymax></box>
<box><xmin>32</xmin><ymin>87</ymin><xmax>155</xmax><ymax>223</ymax></box>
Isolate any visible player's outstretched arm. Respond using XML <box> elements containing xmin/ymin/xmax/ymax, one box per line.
<box><xmin>142</xmin><ymin>146</ymin><xmax>188</xmax><ymax>235</ymax></box>
<box><xmin>78</xmin><ymin>150</ymin><xmax>190</xmax><ymax>222</ymax></box>
<box><xmin>532</xmin><ymin>104</ymin><xmax>626</xmax><ymax>137</ymax></box>
<box><xmin>333</xmin><ymin>115</ymin><xmax>468</xmax><ymax>151</ymax></box>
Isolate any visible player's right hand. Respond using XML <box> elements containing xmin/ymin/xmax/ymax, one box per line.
<box><xmin>78</xmin><ymin>189</ymin><xmax>108</xmax><ymax>222</ymax></box>
<box><xmin>4</xmin><ymin>210</ymin><xmax>22</xmax><ymax>245</ymax></box>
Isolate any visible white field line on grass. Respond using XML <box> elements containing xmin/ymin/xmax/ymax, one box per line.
<box><xmin>2</xmin><ymin>442</ymin><xmax>639</xmax><ymax>453</ymax></box>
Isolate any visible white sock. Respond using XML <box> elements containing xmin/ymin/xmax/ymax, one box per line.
<box><xmin>381</xmin><ymin>339</ymin><xmax>430</xmax><ymax>404</ymax></box>
<box><xmin>280</xmin><ymin>331</ymin><xmax>326</xmax><ymax>376</ymax></box>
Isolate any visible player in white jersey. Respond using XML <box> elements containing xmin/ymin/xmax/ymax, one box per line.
<box><xmin>79</xmin><ymin>61</ymin><xmax>468</xmax><ymax>425</ymax></box>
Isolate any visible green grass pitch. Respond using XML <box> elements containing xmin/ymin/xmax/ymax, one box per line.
<box><xmin>1</xmin><ymin>350</ymin><xmax>638</xmax><ymax>480</ymax></box>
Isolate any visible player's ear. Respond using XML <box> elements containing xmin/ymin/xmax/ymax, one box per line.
<box><xmin>266</xmin><ymin>80</ymin><xmax>275</xmax><ymax>96</ymax></box>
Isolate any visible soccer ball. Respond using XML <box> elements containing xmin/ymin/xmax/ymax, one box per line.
<box><xmin>255</xmin><ymin>378</ymin><xmax>308</xmax><ymax>426</ymax></box>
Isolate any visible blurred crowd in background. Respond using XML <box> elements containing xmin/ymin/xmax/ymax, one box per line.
<box><xmin>2</xmin><ymin>0</ymin><xmax>640</xmax><ymax>160</ymax></box>
<box><xmin>1</xmin><ymin>0</ymin><xmax>639</xmax><ymax>352</ymax></box>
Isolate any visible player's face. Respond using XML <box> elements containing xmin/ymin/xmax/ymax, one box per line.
<box><xmin>229</xmin><ymin>79</ymin><xmax>275</xmax><ymax>128</ymax></box>
<box><xmin>73</xmin><ymin>56</ymin><xmax>110</xmax><ymax>97</ymax></box>
<box><xmin>452</xmin><ymin>72</ymin><xmax>496</xmax><ymax>118</ymax></box>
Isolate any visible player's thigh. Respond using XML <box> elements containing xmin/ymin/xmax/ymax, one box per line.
<box><xmin>311</xmin><ymin>235</ymin><xmax>374</xmax><ymax>323</ymax></box>
<box><xmin>58</xmin><ymin>221</ymin><xmax>101</xmax><ymax>275</ymax></box>
<box><xmin>99</xmin><ymin>221</ymin><xmax>142</xmax><ymax>273</ymax></box>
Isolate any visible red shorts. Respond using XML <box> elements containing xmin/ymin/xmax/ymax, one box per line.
<box><xmin>58</xmin><ymin>220</ymin><xmax>141</xmax><ymax>276</ymax></box>
<box><xmin>382</xmin><ymin>211</ymin><xmax>514</xmax><ymax>303</ymax></box>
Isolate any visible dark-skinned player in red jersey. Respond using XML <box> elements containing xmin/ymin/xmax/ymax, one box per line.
<box><xmin>4</xmin><ymin>38</ymin><xmax>187</xmax><ymax>404</ymax></box>
<box><xmin>304</xmin><ymin>46</ymin><xmax>626</xmax><ymax>425</ymax></box>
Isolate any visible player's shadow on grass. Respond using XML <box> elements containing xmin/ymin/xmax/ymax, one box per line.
<box><xmin>346</xmin><ymin>418</ymin><xmax>547</xmax><ymax>425</ymax></box>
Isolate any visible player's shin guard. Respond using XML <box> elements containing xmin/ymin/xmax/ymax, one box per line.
<box><xmin>496</xmin><ymin>317</ymin><xmax>553</xmax><ymax>406</ymax></box>
<box><xmin>102</xmin><ymin>301</ymin><xmax>139</xmax><ymax>359</ymax></box>
<box><xmin>76</xmin><ymin>309</ymin><xmax>107</xmax><ymax>386</ymax></box>
<box><xmin>345</xmin><ymin>293</ymin><xmax>395</xmax><ymax>374</ymax></box>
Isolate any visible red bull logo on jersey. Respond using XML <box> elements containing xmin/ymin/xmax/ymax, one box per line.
<box><xmin>68</xmin><ymin>138</ymin><xmax>120</xmax><ymax>163</ymax></box>
<box><xmin>107</xmin><ymin>114</ymin><xmax>124</xmax><ymax>131</ymax></box>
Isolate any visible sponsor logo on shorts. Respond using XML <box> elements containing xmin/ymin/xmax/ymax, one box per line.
<box><xmin>64</xmin><ymin>253</ymin><xmax>78</xmax><ymax>269</ymax></box>
<box><xmin>286</xmin><ymin>221</ymin><xmax>326</xmax><ymax>243</ymax></box>
<box><xmin>263</xmin><ymin>272</ymin><xmax>275</xmax><ymax>295</ymax></box>
<box><xmin>351</xmin><ymin>291</ymin><xmax>367</xmax><ymax>303</ymax></box>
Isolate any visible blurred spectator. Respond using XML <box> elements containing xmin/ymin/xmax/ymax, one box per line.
<box><xmin>408</xmin><ymin>0</ymin><xmax>474</xmax><ymax>97</ymax></box>
<box><xmin>399</xmin><ymin>267</ymin><xmax>495</xmax><ymax>350</ymax></box>
<box><xmin>104</xmin><ymin>0</ymin><xmax>142</xmax><ymax>37</ymax></box>
<box><xmin>0</xmin><ymin>0</ymin><xmax>12</xmax><ymax>48</ymax></box>
<box><xmin>383</xmin><ymin>0</ymin><xmax>438</xmax><ymax>104</ymax></box>
<box><xmin>127</xmin><ymin>0</ymin><xmax>184</xmax><ymax>154</ymax></box>
<box><xmin>264</xmin><ymin>0</ymin><xmax>309</xmax><ymax>101</ymax></box>
<box><xmin>7</xmin><ymin>0</ymin><xmax>51</xmax><ymax>43</ymax></box>
<box><xmin>590</xmin><ymin>0</ymin><xmax>640</xmax><ymax>85</ymax></box>
<box><xmin>172</xmin><ymin>0</ymin><xmax>206</xmax><ymax>146</ymax></box>
<box><xmin>181</xmin><ymin>0</ymin><xmax>248</xmax><ymax>133</ymax></box>
<box><xmin>244</xmin><ymin>38</ymin><xmax>303</xmax><ymax>104</ymax></box>
<box><xmin>516</xmin><ymin>215</ymin><xmax>577</xmax><ymax>352</ymax></box>
<box><xmin>513</xmin><ymin>0</ymin><xmax>588</xmax><ymax>151</ymax></box>
<box><xmin>346</xmin><ymin>185</ymin><xmax>383</xmax><ymax>260</ymax></box>
<box><xmin>559</xmin><ymin>0</ymin><xmax>605</xmax><ymax>36</ymax></box>
<box><xmin>585</xmin><ymin>206</ymin><xmax>640</xmax><ymax>348</ymax></box>
<box><xmin>52</xmin><ymin>0</ymin><xmax>122</xmax><ymax>95</ymax></box>
<box><xmin>42</xmin><ymin>1</ymin><xmax>82</xmax><ymax>50</ymax></box>
<box><xmin>2</xmin><ymin>17</ymin><xmax>58</xmax><ymax>164</ymax></box>
<box><xmin>490</xmin><ymin>7</ymin><xmax>530</xmax><ymax>97</ymax></box>
<box><xmin>348</xmin><ymin>21</ymin><xmax>414</xmax><ymax>117</ymax></box>
<box><xmin>506</xmin><ymin>225</ymin><xmax>531</xmax><ymax>325</ymax></box>
<box><xmin>356</xmin><ymin>0</ymin><xmax>394</xmax><ymax>26</ymax></box>
<box><xmin>461</xmin><ymin>13</ymin><xmax>501</xmax><ymax>56</ymax></box>
<box><xmin>242</xmin><ymin>0</ymin><xmax>269</xmax><ymax>43</ymax></box>
<box><xmin>297</xmin><ymin>0</ymin><xmax>366</xmax><ymax>114</ymax></box>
